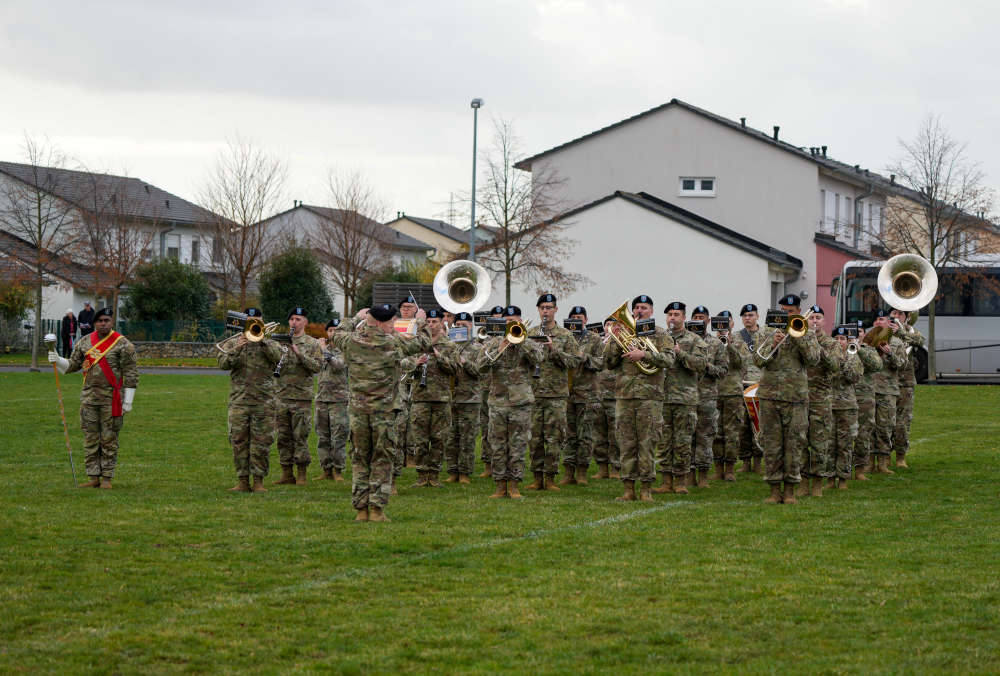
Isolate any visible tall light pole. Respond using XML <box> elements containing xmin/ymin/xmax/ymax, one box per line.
<box><xmin>469</xmin><ymin>97</ymin><xmax>484</xmax><ymax>261</ymax></box>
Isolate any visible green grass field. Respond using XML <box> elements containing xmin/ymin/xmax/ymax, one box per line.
<box><xmin>0</xmin><ymin>353</ymin><xmax>219</xmax><ymax>368</ymax></box>
<box><xmin>2</xmin><ymin>373</ymin><xmax>999</xmax><ymax>674</ymax></box>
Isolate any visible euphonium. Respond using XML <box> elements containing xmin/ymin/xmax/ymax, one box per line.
<box><xmin>605</xmin><ymin>301</ymin><xmax>660</xmax><ymax>375</ymax></box>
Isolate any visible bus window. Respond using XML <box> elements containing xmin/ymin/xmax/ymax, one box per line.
<box><xmin>972</xmin><ymin>272</ymin><xmax>1000</xmax><ymax>316</ymax></box>
<box><xmin>932</xmin><ymin>274</ymin><xmax>968</xmax><ymax>316</ymax></box>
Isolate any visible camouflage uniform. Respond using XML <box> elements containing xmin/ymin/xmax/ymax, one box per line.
<box><xmin>447</xmin><ymin>338</ymin><xmax>483</xmax><ymax>477</ymax></box>
<box><xmin>329</xmin><ymin>319</ymin><xmax>431</xmax><ymax>511</ymax></box>
<box><xmin>476</xmin><ymin>336</ymin><xmax>545</xmax><ymax>482</ymax></box>
<box><xmin>565</xmin><ymin>329</ymin><xmax>605</xmax><ymax>471</ymax></box>
<box><xmin>829</xmin><ymin>347</ymin><xmax>863</xmax><ymax>480</ymax></box>
<box><xmin>659</xmin><ymin>329</ymin><xmax>707</xmax><ymax>477</ymax></box>
<box><xmin>713</xmin><ymin>339</ymin><xmax>746</xmax><ymax>467</ymax></box>
<box><xmin>736</xmin><ymin>328</ymin><xmax>764</xmax><ymax>464</ymax></box>
<box><xmin>316</xmin><ymin>344</ymin><xmax>349</xmax><ymax>473</ymax></box>
<box><xmin>692</xmin><ymin>333</ymin><xmax>727</xmax><ymax>472</ymax></box>
<box><xmin>752</xmin><ymin>329</ymin><xmax>820</xmax><ymax>485</ymax></box>
<box><xmin>528</xmin><ymin>323</ymin><xmax>583</xmax><ymax>479</ymax></box>
<box><xmin>595</xmin><ymin>365</ymin><xmax>621</xmax><ymax>471</ymax></box>
<box><xmin>274</xmin><ymin>334</ymin><xmax>323</xmax><ymax>468</ymax></box>
<box><xmin>853</xmin><ymin>344</ymin><xmax>883</xmax><ymax>472</ymax></box>
<box><xmin>393</xmin><ymin>375</ymin><xmax>413</xmax><ymax>478</ymax></box>
<box><xmin>405</xmin><ymin>334</ymin><xmax>458</xmax><ymax>475</ymax></box>
<box><xmin>893</xmin><ymin>327</ymin><xmax>926</xmax><ymax>461</ymax></box>
<box><xmin>604</xmin><ymin>327</ymin><xmax>675</xmax><ymax>484</ymax></box>
<box><xmin>478</xmin><ymin>376</ymin><xmax>492</xmax><ymax>468</ymax></box>
<box><xmin>65</xmin><ymin>332</ymin><xmax>139</xmax><ymax>479</ymax></box>
<box><xmin>872</xmin><ymin>336</ymin><xmax>907</xmax><ymax>458</ymax></box>
<box><xmin>218</xmin><ymin>335</ymin><xmax>281</xmax><ymax>479</ymax></box>
<box><xmin>804</xmin><ymin>332</ymin><xmax>841</xmax><ymax>479</ymax></box>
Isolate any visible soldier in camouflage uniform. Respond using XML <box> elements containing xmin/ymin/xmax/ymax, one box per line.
<box><xmin>799</xmin><ymin>306</ymin><xmax>840</xmax><ymax>498</ymax></box>
<box><xmin>752</xmin><ymin>294</ymin><xmax>821</xmax><ymax>504</ymax></box>
<box><xmin>49</xmin><ymin>307</ymin><xmax>138</xmax><ymax>490</ymax></box>
<box><xmin>711</xmin><ymin>311</ymin><xmax>745</xmax><ymax>481</ymax></box>
<box><xmin>404</xmin><ymin>309</ymin><xmax>458</xmax><ymax>487</ymax></box>
<box><xmin>476</xmin><ymin>306</ymin><xmax>546</xmax><ymax>498</ymax></box>
<box><xmin>656</xmin><ymin>301</ymin><xmax>707</xmax><ymax>494</ymax></box>
<box><xmin>273</xmin><ymin>307</ymin><xmax>324</xmax><ymax>486</ymax></box>
<box><xmin>689</xmin><ymin>306</ymin><xmax>727</xmax><ymax>488</ymax></box>
<box><xmin>395</xmin><ymin>295</ymin><xmax>420</xmax><ymax>474</ymax></box>
<box><xmin>829</xmin><ymin>326</ymin><xmax>863</xmax><ymax>489</ymax></box>
<box><xmin>316</xmin><ymin>319</ymin><xmax>349</xmax><ymax>481</ymax></box>
<box><xmin>564</xmin><ymin>306</ymin><xmax>605</xmax><ymax>485</ymax></box>
<box><xmin>736</xmin><ymin>304</ymin><xmax>764</xmax><ymax>473</ymax></box>
<box><xmin>477</xmin><ymin>305</ymin><xmax>505</xmax><ymax>478</ymax></box>
<box><xmin>216</xmin><ymin>308</ymin><xmax>282</xmax><ymax>492</ymax></box>
<box><xmin>329</xmin><ymin>303</ymin><xmax>430</xmax><ymax>521</ymax></box>
<box><xmin>853</xmin><ymin>324</ymin><xmax>883</xmax><ymax>481</ymax></box>
<box><xmin>890</xmin><ymin>309</ymin><xmax>926</xmax><ymax>468</ymax></box>
<box><xmin>593</xmin><ymin>318</ymin><xmax>621</xmax><ymax>479</ymax></box>
<box><xmin>527</xmin><ymin>293</ymin><xmax>583</xmax><ymax>491</ymax></box>
<box><xmin>604</xmin><ymin>295</ymin><xmax>675</xmax><ymax>502</ymax></box>
<box><xmin>870</xmin><ymin>310</ymin><xmax>908</xmax><ymax>475</ymax></box>
<box><xmin>446</xmin><ymin>312</ymin><xmax>483</xmax><ymax>483</ymax></box>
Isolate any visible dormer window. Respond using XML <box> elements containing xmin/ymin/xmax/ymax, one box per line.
<box><xmin>679</xmin><ymin>177</ymin><xmax>715</xmax><ymax>197</ymax></box>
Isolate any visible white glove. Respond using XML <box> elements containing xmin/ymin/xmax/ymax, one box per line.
<box><xmin>122</xmin><ymin>388</ymin><xmax>136</xmax><ymax>413</ymax></box>
<box><xmin>48</xmin><ymin>351</ymin><xmax>69</xmax><ymax>373</ymax></box>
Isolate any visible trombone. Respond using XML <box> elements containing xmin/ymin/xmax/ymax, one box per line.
<box><xmin>484</xmin><ymin>320</ymin><xmax>531</xmax><ymax>362</ymax></box>
<box><xmin>216</xmin><ymin>310</ymin><xmax>280</xmax><ymax>354</ymax></box>
<box><xmin>755</xmin><ymin>309</ymin><xmax>814</xmax><ymax>362</ymax></box>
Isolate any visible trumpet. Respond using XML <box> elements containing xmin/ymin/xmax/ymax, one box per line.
<box><xmin>846</xmin><ymin>340</ymin><xmax>859</xmax><ymax>355</ymax></box>
<box><xmin>605</xmin><ymin>301</ymin><xmax>661</xmax><ymax>375</ymax></box>
<box><xmin>755</xmin><ymin>309</ymin><xmax>813</xmax><ymax>362</ymax></box>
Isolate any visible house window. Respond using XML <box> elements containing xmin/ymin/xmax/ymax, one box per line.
<box><xmin>211</xmin><ymin>237</ymin><xmax>223</xmax><ymax>264</ymax></box>
<box><xmin>141</xmin><ymin>247</ymin><xmax>152</xmax><ymax>262</ymax></box>
<box><xmin>191</xmin><ymin>239</ymin><xmax>200</xmax><ymax>266</ymax></box>
<box><xmin>679</xmin><ymin>177</ymin><xmax>716</xmax><ymax>197</ymax></box>
<box><xmin>166</xmin><ymin>234</ymin><xmax>180</xmax><ymax>261</ymax></box>
<box><xmin>834</xmin><ymin>193</ymin><xmax>840</xmax><ymax>234</ymax></box>
<box><xmin>819</xmin><ymin>189</ymin><xmax>826</xmax><ymax>228</ymax></box>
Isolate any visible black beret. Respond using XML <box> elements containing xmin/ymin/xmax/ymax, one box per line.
<box><xmin>692</xmin><ymin>305</ymin><xmax>709</xmax><ymax>316</ymax></box>
<box><xmin>537</xmin><ymin>293</ymin><xmax>556</xmax><ymax>306</ymax></box>
<box><xmin>94</xmin><ymin>307</ymin><xmax>114</xmax><ymax>319</ymax></box>
<box><xmin>455</xmin><ymin>312</ymin><xmax>473</xmax><ymax>322</ymax></box>
<box><xmin>833</xmin><ymin>326</ymin><xmax>848</xmax><ymax>337</ymax></box>
<box><xmin>740</xmin><ymin>303</ymin><xmax>758</xmax><ymax>316</ymax></box>
<box><xmin>664</xmin><ymin>301</ymin><xmax>686</xmax><ymax>313</ymax></box>
<box><xmin>569</xmin><ymin>306</ymin><xmax>587</xmax><ymax>317</ymax></box>
<box><xmin>287</xmin><ymin>306</ymin><xmax>307</xmax><ymax>320</ymax></box>
<box><xmin>426</xmin><ymin>309</ymin><xmax>443</xmax><ymax>319</ymax></box>
<box><xmin>369</xmin><ymin>304</ymin><xmax>396</xmax><ymax>322</ymax></box>
<box><xmin>326</xmin><ymin>318</ymin><xmax>341</xmax><ymax>329</ymax></box>
<box><xmin>490</xmin><ymin>305</ymin><xmax>505</xmax><ymax>315</ymax></box>
<box><xmin>718</xmin><ymin>310</ymin><xmax>732</xmax><ymax>318</ymax></box>
<box><xmin>875</xmin><ymin>308</ymin><xmax>889</xmax><ymax>318</ymax></box>
<box><xmin>504</xmin><ymin>306</ymin><xmax>522</xmax><ymax>317</ymax></box>
<box><xmin>245</xmin><ymin>307</ymin><xmax>261</xmax><ymax>317</ymax></box>
<box><xmin>399</xmin><ymin>295</ymin><xmax>417</xmax><ymax>306</ymax></box>
<box><xmin>809</xmin><ymin>305</ymin><xmax>824</xmax><ymax>315</ymax></box>
<box><xmin>632</xmin><ymin>295</ymin><xmax>653</xmax><ymax>308</ymax></box>
<box><xmin>856</xmin><ymin>319</ymin><xmax>866</xmax><ymax>328</ymax></box>
<box><xmin>779</xmin><ymin>294</ymin><xmax>801</xmax><ymax>307</ymax></box>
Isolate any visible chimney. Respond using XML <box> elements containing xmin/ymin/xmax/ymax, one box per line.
<box><xmin>821</xmin><ymin>145</ymin><xmax>827</xmax><ymax>157</ymax></box>
<box><xmin>740</xmin><ymin>117</ymin><xmax>746</xmax><ymax>128</ymax></box>
<box><xmin>144</xmin><ymin>184</ymin><xmax>150</xmax><ymax>194</ymax></box>
<box><xmin>165</xmin><ymin>199</ymin><xmax>170</xmax><ymax>209</ymax></box>
<box><xmin>890</xmin><ymin>174</ymin><xmax>896</xmax><ymax>185</ymax></box>
<box><xmin>773</xmin><ymin>125</ymin><xmax>780</xmax><ymax>140</ymax></box>
<box><xmin>854</xmin><ymin>164</ymin><xmax>860</xmax><ymax>172</ymax></box>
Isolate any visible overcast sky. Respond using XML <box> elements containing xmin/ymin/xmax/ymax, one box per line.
<box><xmin>1</xmin><ymin>0</ymin><xmax>997</xmax><ymax>224</ymax></box>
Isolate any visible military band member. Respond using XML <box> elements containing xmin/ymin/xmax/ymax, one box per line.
<box><xmin>890</xmin><ymin>308</ymin><xmax>925</xmax><ymax>468</ymax></box>
<box><xmin>446</xmin><ymin>311</ymin><xmax>483</xmax><ymax>484</ymax></box>
<box><xmin>48</xmin><ymin>306</ymin><xmax>138</xmax><ymax>489</ymax></box>
<box><xmin>752</xmin><ymin>294</ymin><xmax>821</xmax><ymax>504</ymax></box>
<box><xmin>476</xmin><ymin>306</ymin><xmax>545</xmax><ymax>499</ymax></box>
<box><xmin>605</xmin><ymin>295</ymin><xmax>675</xmax><ymax>502</ymax></box>
<box><xmin>870</xmin><ymin>310</ymin><xmax>908</xmax><ymax>474</ymax></box>
<box><xmin>274</xmin><ymin>306</ymin><xmax>323</xmax><ymax>486</ymax></box>
<box><xmin>564</xmin><ymin>306</ymin><xmax>604</xmax><ymax>485</ymax></box>
<box><xmin>689</xmin><ymin>305</ymin><xmax>726</xmax><ymax>487</ymax></box>
<box><xmin>800</xmin><ymin>306</ymin><xmax>840</xmax><ymax>498</ymax></box>
<box><xmin>593</xmin><ymin>318</ymin><xmax>621</xmax><ymax>479</ymax></box>
<box><xmin>736</xmin><ymin>303</ymin><xmax>764</xmax><ymax>473</ymax></box>
<box><xmin>217</xmin><ymin>308</ymin><xmax>281</xmax><ymax>492</ymax></box>
<box><xmin>330</xmin><ymin>303</ymin><xmax>431</xmax><ymax>522</ymax></box>
<box><xmin>830</xmin><ymin>326</ymin><xmax>863</xmax><ymax>489</ymax></box>
<box><xmin>656</xmin><ymin>301</ymin><xmax>707</xmax><ymax>494</ymax></box>
<box><xmin>527</xmin><ymin>293</ymin><xmax>583</xmax><ymax>491</ymax></box>
<box><xmin>853</xmin><ymin>323</ymin><xmax>883</xmax><ymax>481</ymax></box>
<box><xmin>477</xmin><ymin>304</ymin><xmax>506</xmax><ymax>478</ymax></box>
<box><xmin>396</xmin><ymin>294</ymin><xmax>420</xmax><ymax>472</ymax></box>
<box><xmin>316</xmin><ymin>318</ymin><xmax>349</xmax><ymax>481</ymax></box>
<box><xmin>711</xmin><ymin>311</ymin><xmax>745</xmax><ymax>481</ymax></box>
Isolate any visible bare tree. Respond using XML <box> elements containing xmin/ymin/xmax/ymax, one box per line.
<box><xmin>310</xmin><ymin>170</ymin><xmax>391</xmax><ymax>315</ymax></box>
<box><xmin>0</xmin><ymin>135</ymin><xmax>78</xmax><ymax>369</ymax></box>
<box><xmin>473</xmin><ymin>118</ymin><xmax>590</xmax><ymax>304</ymax></box>
<box><xmin>875</xmin><ymin>115</ymin><xmax>997</xmax><ymax>380</ymax></box>
<box><xmin>197</xmin><ymin>136</ymin><xmax>287</xmax><ymax>308</ymax></box>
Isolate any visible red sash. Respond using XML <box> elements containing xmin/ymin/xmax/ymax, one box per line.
<box><xmin>83</xmin><ymin>331</ymin><xmax>125</xmax><ymax>416</ymax></box>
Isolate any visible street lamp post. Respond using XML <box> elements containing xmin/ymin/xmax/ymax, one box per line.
<box><xmin>469</xmin><ymin>97</ymin><xmax>484</xmax><ymax>261</ymax></box>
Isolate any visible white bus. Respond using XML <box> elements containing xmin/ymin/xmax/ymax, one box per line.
<box><xmin>832</xmin><ymin>255</ymin><xmax>1000</xmax><ymax>382</ymax></box>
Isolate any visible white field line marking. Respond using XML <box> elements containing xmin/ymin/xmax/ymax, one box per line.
<box><xmin>910</xmin><ymin>424</ymin><xmax>996</xmax><ymax>445</ymax></box>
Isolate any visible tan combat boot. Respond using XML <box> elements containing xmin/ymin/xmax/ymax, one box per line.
<box><xmin>79</xmin><ymin>476</ymin><xmax>100</xmax><ymax>488</ymax></box>
<box><xmin>525</xmin><ymin>472</ymin><xmax>543</xmax><ymax>490</ymax></box>
<box><xmin>609</xmin><ymin>466</ymin><xmax>621</xmax><ymax>479</ymax></box>
<box><xmin>488</xmin><ymin>480</ymin><xmax>507</xmax><ymax>498</ymax></box>
<box><xmin>320</xmin><ymin>467</ymin><xmax>334</xmax><ymax>480</ymax></box>
<box><xmin>478</xmin><ymin>462</ymin><xmax>492</xmax><ymax>478</ymax></box>
<box><xmin>615</xmin><ymin>480</ymin><xmax>636</xmax><ymax>502</ymax></box>
<box><xmin>559</xmin><ymin>465</ymin><xmax>577</xmax><ymax>486</ymax></box>
<box><xmin>411</xmin><ymin>471</ymin><xmax>430</xmax><ymax>488</ymax></box>
<box><xmin>592</xmin><ymin>463</ymin><xmax>609</xmax><ymax>480</ymax></box>
<box><xmin>837</xmin><ymin>477</ymin><xmax>848</xmax><ymax>490</ymax></box>
<box><xmin>783</xmin><ymin>482</ymin><xmax>798</xmax><ymax>505</ymax></box>
<box><xmin>444</xmin><ymin>472</ymin><xmax>459</xmax><ymax>483</ymax></box>
<box><xmin>355</xmin><ymin>508</ymin><xmax>369</xmax><ymax>522</ymax></box>
<box><xmin>369</xmin><ymin>506</ymin><xmax>389</xmax><ymax>522</ymax></box>
<box><xmin>99</xmin><ymin>478</ymin><xmax>112</xmax><ymax>489</ymax></box>
<box><xmin>427</xmin><ymin>472</ymin><xmax>443</xmax><ymax>488</ymax></box>
<box><xmin>544</xmin><ymin>474</ymin><xmax>560</xmax><ymax>491</ymax></box>
<box><xmin>863</xmin><ymin>459</ymin><xmax>874</xmax><ymax>475</ymax></box>
<box><xmin>795</xmin><ymin>478</ymin><xmax>810</xmax><ymax>498</ymax></box>
<box><xmin>252</xmin><ymin>476</ymin><xmax>267</xmax><ymax>493</ymax></box>
<box><xmin>696</xmin><ymin>469</ymin><xmax>710</xmax><ymax>488</ymax></box>
<box><xmin>895</xmin><ymin>454</ymin><xmax>908</xmax><ymax>468</ymax></box>
<box><xmin>507</xmin><ymin>481</ymin><xmax>523</xmax><ymax>499</ymax></box>
<box><xmin>639</xmin><ymin>482</ymin><xmax>655</xmax><ymax>503</ymax></box>
<box><xmin>673</xmin><ymin>474</ymin><xmax>689</xmax><ymax>494</ymax></box>
<box><xmin>764</xmin><ymin>483</ymin><xmax>783</xmax><ymax>504</ymax></box>
<box><xmin>405</xmin><ymin>454</ymin><xmax>416</xmax><ymax>468</ymax></box>
<box><xmin>390</xmin><ymin>478</ymin><xmax>398</xmax><ymax>495</ymax></box>
<box><xmin>275</xmin><ymin>465</ymin><xmax>296</xmax><ymax>485</ymax></box>
<box><xmin>575</xmin><ymin>465</ymin><xmax>589</xmax><ymax>485</ymax></box>
<box><xmin>739</xmin><ymin>459</ymin><xmax>753</xmax><ymax>473</ymax></box>
<box><xmin>295</xmin><ymin>464</ymin><xmax>309</xmax><ymax>485</ymax></box>
<box><xmin>652</xmin><ymin>472</ymin><xmax>674</xmax><ymax>494</ymax></box>
<box><xmin>229</xmin><ymin>476</ymin><xmax>251</xmax><ymax>493</ymax></box>
<box><xmin>714</xmin><ymin>461</ymin><xmax>724</xmax><ymax>481</ymax></box>
<box><xmin>854</xmin><ymin>465</ymin><xmax>869</xmax><ymax>481</ymax></box>
<box><xmin>333</xmin><ymin>469</ymin><xmax>344</xmax><ymax>482</ymax></box>
<box><xmin>825</xmin><ymin>477</ymin><xmax>837</xmax><ymax>490</ymax></box>
<box><xmin>724</xmin><ymin>462</ymin><xmax>736</xmax><ymax>482</ymax></box>
<box><xmin>811</xmin><ymin>477</ymin><xmax>824</xmax><ymax>498</ymax></box>
<box><xmin>458</xmin><ymin>474</ymin><xmax>471</xmax><ymax>484</ymax></box>
<box><xmin>752</xmin><ymin>457</ymin><xmax>763</xmax><ymax>474</ymax></box>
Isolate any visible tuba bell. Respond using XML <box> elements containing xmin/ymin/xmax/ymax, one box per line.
<box><xmin>604</xmin><ymin>301</ymin><xmax>661</xmax><ymax>375</ymax></box>
<box><xmin>877</xmin><ymin>253</ymin><xmax>938</xmax><ymax>312</ymax></box>
<box><xmin>433</xmin><ymin>260</ymin><xmax>493</xmax><ymax>315</ymax></box>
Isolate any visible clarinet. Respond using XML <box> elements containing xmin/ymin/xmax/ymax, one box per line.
<box><xmin>273</xmin><ymin>346</ymin><xmax>289</xmax><ymax>378</ymax></box>
<box><xmin>419</xmin><ymin>360</ymin><xmax>429</xmax><ymax>388</ymax></box>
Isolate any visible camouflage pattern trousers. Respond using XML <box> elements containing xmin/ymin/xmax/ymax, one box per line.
<box><xmin>804</xmin><ymin>399</ymin><xmax>833</xmax><ymax>478</ymax></box>
<box><xmin>566</xmin><ymin>401</ymin><xmax>601</xmax><ymax>469</ymax></box>
<box><xmin>228</xmin><ymin>404</ymin><xmax>275</xmax><ymax>478</ymax></box>
<box><xmin>893</xmin><ymin>386</ymin><xmax>915</xmax><ymax>457</ymax></box>
<box><xmin>759</xmin><ymin>398</ymin><xmax>807</xmax><ymax>484</ymax></box>
<box><xmin>276</xmin><ymin>398</ymin><xmax>312</xmax><ymax>467</ymax></box>
<box><xmin>713</xmin><ymin>395</ymin><xmax>745</xmax><ymax>465</ymax></box>
<box><xmin>854</xmin><ymin>396</ymin><xmax>876</xmax><ymax>469</ymax></box>
<box><xmin>316</xmin><ymin>400</ymin><xmax>348</xmax><ymax>471</ymax></box>
<box><xmin>479</xmin><ymin>400</ymin><xmax>491</xmax><ymax>465</ymax></box>
<box><xmin>350</xmin><ymin>410</ymin><xmax>396</xmax><ymax>510</ymax></box>
<box><xmin>831</xmin><ymin>407</ymin><xmax>858</xmax><ymax>480</ymax></box>
<box><xmin>594</xmin><ymin>399</ymin><xmax>620</xmax><ymax>469</ymax></box>
<box><xmin>393</xmin><ymin>400</ymin><xmax>411</xmax><ymax>478</ymax></box>
<box><xmin>488</xmin><ymin>404</ymin><xmax>531</xmax><ymax>482</ymax></box>
<box><xmin>409</xmin><ymin>401</ymin><xmax>452</xmax><ymax>474</ymax></box>
<box><xmin>874</xmin><ymin>394</ymin><xmax>898</xmax><ymax>457</ymax></box>
<box><xmin>530</xmin><ymin>398</ymin><xmax>567</xmax><ymax>476</ymax></box>
<box><xmin>659</xmin><ymin>402</ymin><xmax>697</xmax><ymax>477</ymax></box>
<box><xmin>615</xmin><ymin>398</ymin><xmax>661</xmax><ymax>483</ymax></box>
<box><xmin>691</xmin><ymin>398</ymin><xmax>718</xmax><ymax>471</ymax></box>
<box><xmin>80</xmin><ymin>403</ymin><xmax>122</xmax><ymax>478</ymax></box>
<box><xmin>447</xmin><ymin>403</ymin><xmax>480</xmax><ymax>476</ymax></box>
